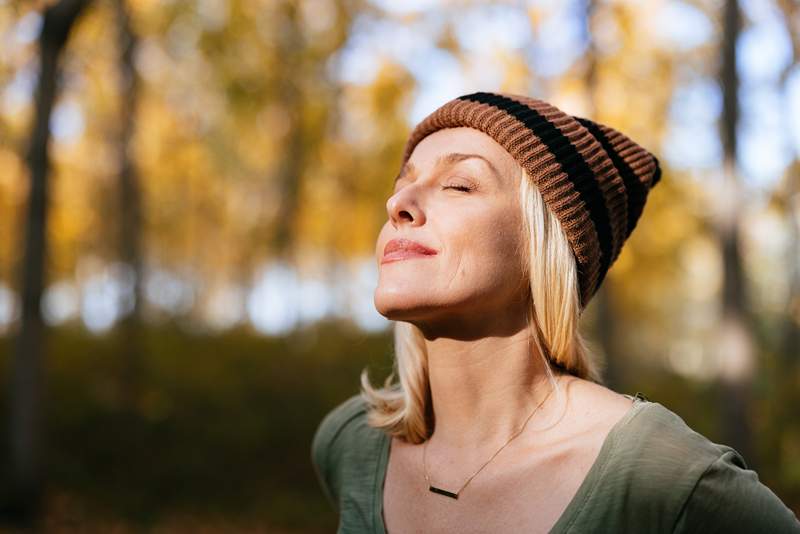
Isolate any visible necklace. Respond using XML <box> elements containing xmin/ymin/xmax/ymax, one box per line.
<box><xmin>422</xmin><ymin>384</ymin><xmax>556</xmax><ymax>499</ymax></box>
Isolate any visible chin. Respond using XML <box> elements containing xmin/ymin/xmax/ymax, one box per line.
<box><xmin>373</xmin><ymin>290</ymin><xmax>435</xmax><ymax>321</ymax></box>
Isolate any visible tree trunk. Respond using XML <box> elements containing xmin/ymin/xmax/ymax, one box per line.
<box><xmin>5</xmin><ymin>0</ymin><xmax>90</xmax><ymax>526</ymax></box>
<box><xmin>272</xmin><ymin>2</ymin><xmax>305</xmax><ymax>260</ymax></box>
<box><xmin>112</xmin><ymin>0</ymin><xmax>144</xmax><ymax>413</ymax></box>
<box><xmin>715</xmin><ymin>0</ymin><xmax>757</xmax><ymax>470</ymax></box>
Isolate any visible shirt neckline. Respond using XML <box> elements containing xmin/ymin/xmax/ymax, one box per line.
<box><xmin>372</xmin><ymin>393</ymin><xmax>651</xmax><ymax>534</ymax></box>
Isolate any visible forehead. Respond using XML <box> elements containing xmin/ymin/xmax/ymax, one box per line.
<box><xmin>408</xmin><ymin>127</ymin><xmax>515</xmax><ymax>172</ymax></box>
<box><xmin>398</xmin><ymin>127</ymin><xmax>516</xmax><ymax>182</ymax></box>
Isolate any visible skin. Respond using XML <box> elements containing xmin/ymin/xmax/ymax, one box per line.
<box><xmin>374</xmin><ymin>126</ymin><xmax>556</xmax><ymax>451</ymax></box>
<box><xmin>373</xmin><ymin>127</ymin><xmax>634</xmax><ymax>532</ymax></box>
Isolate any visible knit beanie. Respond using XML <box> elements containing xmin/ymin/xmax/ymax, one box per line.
<box><xmin>400</xmin><ymin>91</ymin><xmax>662</xmax><ymax>311</ymax></box>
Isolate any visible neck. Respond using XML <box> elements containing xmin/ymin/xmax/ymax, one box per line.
<box><xmin>420</xmin><ymin>319</ymin><xmax>561</xmax><ymax>454</ymax></box>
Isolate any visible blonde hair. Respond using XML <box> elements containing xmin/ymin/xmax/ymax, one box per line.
<box><xmin>360</xmin><ymin>164</ymin><xmax>605</xmax><ymax>444</ymax></box>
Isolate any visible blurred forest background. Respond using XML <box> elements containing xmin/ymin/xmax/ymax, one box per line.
<box><xmin>0</xmin><ymin>0</ymin><xmax>799</xmax><ymax>531</ymax></box>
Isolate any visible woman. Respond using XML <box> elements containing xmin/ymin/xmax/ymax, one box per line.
<box><xmin>311</xmin><ymin>91</ymin><xmax>800</xmax><ymax>533</ymax></box>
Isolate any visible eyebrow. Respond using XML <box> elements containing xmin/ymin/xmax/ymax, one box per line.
<box><xmin>393</xmin><ymin>152</ymin><xmax>502</xmax><ymax>186</ymax></box>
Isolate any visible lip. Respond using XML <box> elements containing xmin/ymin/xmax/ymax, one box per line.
<box><xmin>382</xmin><ymin>238</ymin><xmax>438</xmax><ymax>264</ymax></box>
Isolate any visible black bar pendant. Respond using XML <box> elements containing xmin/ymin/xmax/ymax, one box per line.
<box><xmin>429</xmin><ymin>485</ymin><xmax>459</xmax><ymax>499</ymax></box>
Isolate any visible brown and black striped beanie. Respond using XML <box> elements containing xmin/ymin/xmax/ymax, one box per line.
<box><xmin>400</xmin><ymin>91</ymin><xmax>662</xmax><ymax>311</ymax></box>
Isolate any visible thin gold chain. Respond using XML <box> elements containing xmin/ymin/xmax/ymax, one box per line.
<box><xmin>422</xmin><ymin>384</ymin><xmax>555</xmax><ymax>498</ymax></box>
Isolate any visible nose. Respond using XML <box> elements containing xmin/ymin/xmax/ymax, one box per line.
<box><xmin>386</xmin><ymin>184</ymin><xmax>426</xmax><ymax>228</ymax></box>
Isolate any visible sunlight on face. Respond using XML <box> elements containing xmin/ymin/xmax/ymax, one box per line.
<box><xmin>373</xmin><ymin>127</ymin><xmax>527</xmax><ymax>324</ymax></box>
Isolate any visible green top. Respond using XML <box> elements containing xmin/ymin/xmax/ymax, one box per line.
<box><xmin>311</xmin><ymin>391</ymin><xmax>800</xmax><ymax>533</ymax></box>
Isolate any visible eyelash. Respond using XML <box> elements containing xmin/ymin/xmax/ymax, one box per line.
<box><xmin>443</xmin><ymin>182</ymin><xmax>475</xmax><ymax>193</ymax></box>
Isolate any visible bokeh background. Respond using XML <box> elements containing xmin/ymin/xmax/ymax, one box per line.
<box><xmin>0</xmin><ymin>0</ymin><xmax>799</xmax><ymax>531</ymax></box>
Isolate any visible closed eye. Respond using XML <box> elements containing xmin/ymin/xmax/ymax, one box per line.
<box><xmin>443</xmin><ymin>184</ymin><xmax>474</xmax><ymax>192</ymax></box>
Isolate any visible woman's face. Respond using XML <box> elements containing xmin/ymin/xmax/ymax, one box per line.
<box><xmin>374</xmin><ymin>127</ymin><xmax>528</xmax><ymax>326</ymax></box>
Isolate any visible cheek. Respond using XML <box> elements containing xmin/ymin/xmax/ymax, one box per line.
<box><xmin>448</xmin><ymin>210</ymin><xmax>523</xmax><ymax>277</ymax></box>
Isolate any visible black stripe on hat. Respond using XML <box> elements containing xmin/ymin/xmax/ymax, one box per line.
<box><xmin>574</xmin><ymin>116</ymin><xmax>646</xmax><ymax>240</ymax></box>
<box><xmin>458</xmin><ymin>91</ymin><xmax>613</xmax><ymax>293</ymax></box>
<box><xmin>651</xmin><ymin>155</ymin><xmax>662</xmax><ymax>186</ymax></box>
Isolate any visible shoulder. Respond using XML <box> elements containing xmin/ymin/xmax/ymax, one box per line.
<box><xmin>608</xmin><ymin>398</ymin><xmax>799</xmax><ymax>532</ymax></box>
<box><xmin>310</xmin><ymin>393</ymin><xmax>382</xmax><ymax>509</ymax></box>
<box><xmin>312</xmin><ymin>393</ymin><xmax>369</xmax><ymax>462</ymax></box>
<box><xmin>565</xmin><ymin>382</ymin><xmax>722</xmax><ymax>516</ymax></box>
<box><xmin>672</xmin><ymin>447</ymin><xmax>800</xmax><ymax>533</ymax></box>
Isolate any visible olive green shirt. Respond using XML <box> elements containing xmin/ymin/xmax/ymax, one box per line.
<box><xmin>311</xmin><ymin>392</ymin><xmax>800</xmax><ymax>533</ymax></box>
